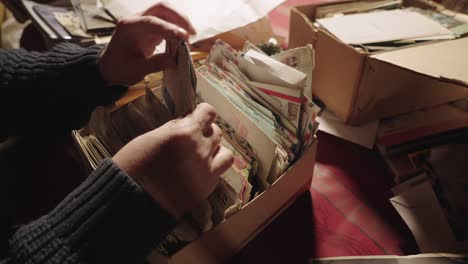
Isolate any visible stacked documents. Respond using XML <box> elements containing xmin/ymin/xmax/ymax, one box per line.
<box><xmin>197</xmin><ymin>40</ymin><xmax>320</xmax><ymax>189</ymax></box>
<box><xmin>315</xmin><ymin>0</ymin><xmax>403</xmax><ymax>18</ymax></box>
<box><xmin>376</xmin><ymin>99</ymin><xmax>468</xmax><ymax>181</ymax></box>
<box><xmin>23</xmin><ymin>0</ymin><xmax>285</xmax><ymax>46</ymax></box>
<box><xmin>371</xmin><ymin>98</ymin><xmax>468</xmax><ymax>252</ymax></box>
<box><xmin>314</xmin><ymin>0</ymin><xmax>468</xmax><ymax>52</ymax></box>
<box><xmin>70</xmin><ymin>0</ymin><xmax>116</xmax><ymax>35</ymax></box>
<box><xmin>73</xmin><ymin>39</ymin><xmax>320</xmax><ymax>257</ymax></box>
<box><xmin>21</xmin><ymin>0</ymin><xmax>116</xmax><ymax>43</ymax></box>
<box><xmin>389</xmin><ymin>143</ymin><xmax>468</xmax><ymax>253</ymax></box>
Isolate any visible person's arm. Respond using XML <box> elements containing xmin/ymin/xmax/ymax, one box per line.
<box><xmin>0</xmin><ymin>4</ymin><xmax>215</xmax><ymax>263</ymax></box>
<box><xmin>0</xmin><ymin>3</ymin><xmax>197</xmax><ymax>140</ymax></box>
<box><xmin>0</xmin><ymin>43</ymin><xmax>127</xmax><ymax>139</ymax></box>
<box><xmin>1</xmin><ymin>103</ymin><xmax>233</xmax><ymax>264</ymax></box>
<box><xmin>1</xmin><ymin>158</ymin><xmax>177</xmax><ymax>264</ymax></box>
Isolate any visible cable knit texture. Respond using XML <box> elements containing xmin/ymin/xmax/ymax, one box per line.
<box><xmin>0</xmin><ymin>43</ymin><xmax>177</xmax><ymax>263</ymax></box>
<box><xmin>4</xmin><ymin>159</ymin><xmax>176</xmax><ymax>264</ymax></box>
<box><xmin>0</xmin><ymin>42</ymin><xmax>126</xmax><ymax>139</ymax></box>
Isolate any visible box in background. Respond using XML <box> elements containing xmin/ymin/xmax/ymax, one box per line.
<box><xmin>289</xmin><ymin>0</ymin><xmax>468</xmax><ymax>125</ymax></box>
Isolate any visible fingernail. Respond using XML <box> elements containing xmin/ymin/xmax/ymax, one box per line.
<box><xmin>177</xmin><ymin>28</ymin><xmax>189</xmax><ymax>40</ymax></box>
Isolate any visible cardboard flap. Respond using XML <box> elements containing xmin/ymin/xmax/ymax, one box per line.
<box><xmin>371</xmin><ymin>37</ymin><xmax>468</xmax><ymax>87</ymax></box>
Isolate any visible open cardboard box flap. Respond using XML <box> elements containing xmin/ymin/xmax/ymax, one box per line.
<box><xmin>371</xmin><ymin>37</ymin><xmax>468</xmax><ymax>88</ymax></box>
<box><xmin>289</xmin><ymin>0</ymin><xmax>468</xmax><ymax>124</ymax></box>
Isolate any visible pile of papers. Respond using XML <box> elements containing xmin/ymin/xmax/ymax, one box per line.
<box><xmin>22</xmin><ymin>0</ymin><xmax>116</xmax><ymax>43</ymax></box>
<box><xmin>372</xmin><ymin>98</ymin><xmax>468</xmax><ymax>252</ymax></box>
<box><xmin>314</xmin><ymin>0</ymin><xmax>468</xmax><ymax>52</ymax></box>
<box><xmin>315</xmin><ymin>0</ymin><xmax>402</xmax><ymax>18</ymax></box>
<box><xmin>376</xmin><ymin>98</ymin><xmax>468</xmax><ymax>182</ymax></box>
<box><xmin>198</xmin><ymin>40</ymin><xmax>320</xmax><ymax>187</ymax></box>
<box><xmin>73</xmin><ymin>39</ymin><xmax>320</xmax><ymax>257</ymax></box>
<box><xmin>315</xmin><ymin>96</ymin><xmax>468</xmax><ymax>253</ymax></box>
<box><xmin>23</xmin><ymin>0</ymin><xmax>284</xmax><ymax>45</ymax></box>
<box><xmin>389</xmin><ymin>142</ymin><xmax>468</xmax><ymax>252</ymax></box>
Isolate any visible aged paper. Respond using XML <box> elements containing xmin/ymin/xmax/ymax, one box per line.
<box><xmin>101</xmin><ymin>0</ymin><xmax>285</xmax><ymax>43</ymax></box>
<box><xmin>317</xmin><ymin>9</ymin><xmax>454</xmax><ymax>44</ymax></box>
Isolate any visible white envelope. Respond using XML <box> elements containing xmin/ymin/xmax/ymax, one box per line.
<box><xmin>390</xmin><ymin>181</ymin><xmax>467</xmax><ymax>252</ymax></box>
<box><xmin>239</xmin><ymin>49</ymin><xmax>307</xmax><ymax>89</ymax></box>
<box><xmin>249</xmin><ymin>80</ymin><xmax>302</xmax><ymax>129</ymax></box>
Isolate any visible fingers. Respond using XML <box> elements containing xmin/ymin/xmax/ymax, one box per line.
<box><xmin>142</xmin><ymin>3</ymin><xmax>196</xmax><ymax>35</ymax></box>
<box><xmin>207</xmin><ymin>124</ymin><xmax>223</xmax><ymax>156</ymax></box>
<box><xmin>186</xmin><ymin>103</ymin><xmax>222</xmax><ymax>159</ymax></box>
<box><xmin>121</xmin><ymin>16</ymin><xmax>190</xmax><ymax>42</ymax></box>
<box><xmin>211</xmin><ymin>146</ymin><xmax>234</xmax><ymax>176</ymax></box>
<box><xmin>189</xmin><ymin>103</ymin><xmax>223</xmax><ymax>158</ymax></box>
<box><xmin>190</xmin><ymin>103</ymin><xmax>217</xmax><ymax>134</ymax></box>
<box><xmin>208</xmin><ymin>123</ymin><xmax>223</xmax><ymax>143</ymax></box>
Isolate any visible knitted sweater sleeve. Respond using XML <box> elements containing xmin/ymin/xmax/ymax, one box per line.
<box><xmin>0</xmin><ymin>44</ymin><xmax>177</xmax><ymax>262</ymax></box>
<box><xmin>1</xmin><ymin>158</ymin><xmax>177</xmax><ymax>264</ymax></box>
<box><xmin>0</xmin><ymin>42</ymin><xmax>126</xmax><ymax>139</ymax></box>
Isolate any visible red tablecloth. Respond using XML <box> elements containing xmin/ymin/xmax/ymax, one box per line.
<box><xmin>233</xmin><ymin>132</ymin><xmax>419</xmax><ymax>263</ymax></box>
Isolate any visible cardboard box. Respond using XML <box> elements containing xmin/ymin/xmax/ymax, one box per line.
<box><xmin>74</xmin><ymin>89</ymin><xmax>317</xmax><ymax>263</ymax></box>
<box><xmin>73</xmin><ymin>46</ymin><xmax>318</xmax><ymax>263</ymax></box>
<box><xmin>289</xmin><ymin>0</ymin><xmax>468</xmax><ymax>125</ymax></box>
<box><xmin>147</xmin><ymin>140</ymin><xmax>316</xmax><ymax>263</ymax></box>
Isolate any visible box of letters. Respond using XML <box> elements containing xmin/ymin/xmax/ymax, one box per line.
<box><xmin>73</xmin><ymin>39</ymin><xmax>319</xmax><ymax>263</ymax></box>
<box><xmin>289</xmin><ymin>0</ymin><xmax>468</xmax><ymax>125</ymax></box>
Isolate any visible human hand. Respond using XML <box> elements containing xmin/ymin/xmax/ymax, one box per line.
<box><xmin>112</xmin><ymin>103</ymin><xmax>234</xmax><ymax>218</ymax></box>
<box><xmin>99</xmin><ymin>3</ymin><xmax>196</xmax><ymax>86</ymax></box>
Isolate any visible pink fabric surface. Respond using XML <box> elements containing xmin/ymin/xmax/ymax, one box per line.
<box><xmin>233</xmin><ymin>132</ymin><xmax>419</xmax><ymax>263</ymax></box>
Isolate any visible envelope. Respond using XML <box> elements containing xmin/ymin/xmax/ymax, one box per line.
<box><xmin>271</xmin><ymin>44</ymin><xmax>315</xmax><ymax>99</ymax></box>
<box><xmin>390</xmin><ymin>180</ymin><xmax>462</xmax><ymax>252</ymax></box>
<box><xmin>239</xmin><ymin>49</ymin><xmax>306</xmax><ymax>89</ymax></box>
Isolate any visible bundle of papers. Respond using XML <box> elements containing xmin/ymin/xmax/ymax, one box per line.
<box><xmin>198</xmin><ymin>40</ymin><xmax>320</xmax><ymax>188</ymax></box>
<box><xmin>73</xmin><ymin>39</ymin><xmax>320</xmax><ymax>257</ymax></box>
<box><xmin>314</xmin><ymin>1</ymin><xmax>468</xmax><ymax>52</ymax></box>
<box><xmin>22</xmin><ymin>0</ymin><xmax>116</xmax><ymax>43</ymax></box>
<box><xmin>315</xmin><ymin>0</ymin><xmax>403</xmax><ymax>19</ymax></box>
<box><xmin>72</xmin><ymin>131</ymin><xmax>111</xmax><ymax>170</ymax></box>
<box><xmin>370</xmin><ymin>98</ymin><xmax>468</xmax><ymax>252</ymax></box>
<box><xmin>317</xmin><ymin>9</ymin><xmax>455</xmax><ymax>45</ymax></box>
<box><xmin>376</xmin><ymin>99</ymin><xmax>468</xmax><ymax>186</ymax></box>
<box><xmin>389</xmin><ymin>142</ymin><xmax>468</xmax><ymax>252</ymax></box>
<box><xmin>376</xmin><ymin>100</ymin><xmax>468</xmax><ymax>156</ymax></box>
<box><xmin>70</xmin><ymin>0</ymin><xmax>116</xmax><ymax>35</ymax></box>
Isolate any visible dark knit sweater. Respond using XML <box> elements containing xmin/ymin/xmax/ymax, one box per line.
<box><xmin>0</xmin><ymin>43</ymin><xmax>177</xmax><ymax>263</ymax></box>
